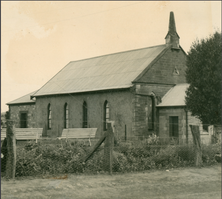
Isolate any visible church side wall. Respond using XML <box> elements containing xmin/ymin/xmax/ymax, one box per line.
<box><xmin>35</xmin><ymin>90</ymin><xmax>134</xmax><ymax>139</ymax></box>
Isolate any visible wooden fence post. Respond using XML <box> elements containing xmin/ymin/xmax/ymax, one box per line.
<box><xmin>6</xmin><ymin>120</ymin><xmax>16</xmax><ymax>179</ymax></box>
<box><xmin>104</xmin><ymin>121</ymin><xmax>114</xmax><ymax>174</ymax></box>
<box><xmin>190</xmin><ymin>125</ymin><xmax>202</xmax><ymax>167</ymax></box>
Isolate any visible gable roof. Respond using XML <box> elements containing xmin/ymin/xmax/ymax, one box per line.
<box><xmin>7</xmin><ymin>91</ymin><xmax>37</xmax><ymax>105</ymax></box>
<box><xmin>156</xmin><ymin>83</ymin><xmax>189</xmax><ymax>107</ymax></box>
<box><xmin>32</xmin><ymin>44</ymin><xmax>167</xmax><ymax>97</ymax></box>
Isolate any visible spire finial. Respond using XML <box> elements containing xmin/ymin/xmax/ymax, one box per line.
<box><xmin>165</xmin><ymin>12</ymin><xmax>180</xmax><ymax>49</ymax></box>
<box><xmin>169</xmin><ymin>12</ymin><xmax>176</xmax><ymax>33</ymax></box>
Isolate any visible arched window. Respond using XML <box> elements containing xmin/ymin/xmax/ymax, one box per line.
<box><xmin>103</xmin><ymin>100</ymin><xmax>109</xmax><ymax>131</ymax></box>
<box><xmin>83</xmin><ymin>101</ymin><xmax>87</xmax><ymax>128</ymax></box>
<box><xmin>148</xmin><ymin>96</ymin><xmax>155</xmax><ymax>130</ymax></box>
<box><xmin>64</xmin><ymin>103</ymin><xmax>69</xmax><ymax>129</ymax></box>
<box><xmin>48</xmin><ymin>104</ymin><xmax>51</xmax><ymax>129</ymax></box>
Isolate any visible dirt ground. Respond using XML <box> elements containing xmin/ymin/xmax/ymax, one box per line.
<box><xmin>1</xmin><ymin>164</ymin><xmax>221</xmax><ymax>199</ymax></box>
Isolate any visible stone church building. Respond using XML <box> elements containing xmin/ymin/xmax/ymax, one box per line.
<box><xmin>7</xmin><ymin>12</ymin><xmax>189</xmax><ymax>140</ymax></box>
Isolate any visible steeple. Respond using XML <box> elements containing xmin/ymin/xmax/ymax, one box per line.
<box><xmin>165</xmin><ymin>12</ymin><xmax>180</xmax><ymax>49</ymax></box>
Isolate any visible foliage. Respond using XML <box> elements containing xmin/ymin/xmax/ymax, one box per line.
<box><xmin>15</xmin><ymin>139</ymin><xmax>221</xmax><ymax>177</ymax></box>
<box><xmin>201</xmin><ymin>142</ymin><xmax>221</xmax><ymax>164</ymax></box>
<box><xmin>16</xmin><ymin>141</ymin><xmax>89</xmax><ymax>176</ymax></box>
<box><xmin>185</xmin><ymin>31</ymin><xmax>222</xmax><ymax>125</ymax></box>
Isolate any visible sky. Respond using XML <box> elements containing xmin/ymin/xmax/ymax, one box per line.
<box><xmin>1</xmin><ymin>1</ymin><xmax>221</xmax><ymax>112</ymax></box>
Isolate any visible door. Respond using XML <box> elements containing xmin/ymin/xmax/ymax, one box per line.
<box><xmin>20</xmin><ymin>113</ymin><xmax>27</xmax><ymax>128</ymax></box>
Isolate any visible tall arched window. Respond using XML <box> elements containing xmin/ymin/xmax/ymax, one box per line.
<box><xmin>103</xmin><ymin>100</ymin><xmax>109</xmax><ymax>131</ymax></box>
<box><xmin>48</xmin><ymin>104</ymin><xmax>51</xmax><ymax>129</ymax></box>
<box><xmin>148</xmin><ymin>96</ymin><xmax>155</xmax><ymax>130</ymax></box>
<box><xmin>64</xmin><ymin>103</ymin><xmax>69</xmax><ymax>129</ymax></box>
<box><xmin>83</xmin><ymin>101</ymin><xmax>87</xmax><ymax>128</ymax></box>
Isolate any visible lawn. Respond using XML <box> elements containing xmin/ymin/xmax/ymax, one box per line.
<box><xmin>1</xmin><ymin>163</ymin><xmax>221</xmax><ymax>199</ymax></box>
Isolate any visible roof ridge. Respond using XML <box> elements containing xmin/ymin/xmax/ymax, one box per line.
<box><xmin>62</xmin><ymin>56</ymin><xmax>155</xmax><ymax>71</ymax></box>
<box><xmin>69</xmin><ymin>44</ymin><xmax>166</xmax><ymax>63</ymax></box>
<box><xmin>32</xmin><ymin>44</ymin><xmax>168</xmax><ymax>97</ymax></box>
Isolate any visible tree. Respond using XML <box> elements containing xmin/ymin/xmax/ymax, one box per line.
<box><xmin>185</xmin><ymin>31</ymin><xmax>222</xmax><ymax>127</ymax></box>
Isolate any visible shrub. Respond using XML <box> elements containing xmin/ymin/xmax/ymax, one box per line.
<box><xmin>14</xmin><ymin>139</ymin><xmax>221</xmax><ymax>177</ymax></box>
<box><xmin>177</xmin><ymin>145</ymin><xmax>195</xmax><ymax>162</ymax></box>
<box><xmin>201</xmin><ymin>142</ymin><xmax>221</xmax><ymax>164</ymax></box>
<box><xmin>151</xmin><ymin>146</ymin><xmax>179</xmax><ymax>168</ymax></box>
<box><xmin>16</xmin><ymin>141</ymin><xmax>90</xmax><ymax>176</ymax></box>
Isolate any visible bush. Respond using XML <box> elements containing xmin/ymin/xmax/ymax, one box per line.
<box><xmin>14</xmin><ymin>139</ymin><xmax>221</xmax><ymax>177</ymax></box>
<box><xmin>16</xmin><ymin>141</ymin><xmax>90</xmax><ymax>176</ymax></box>
<box><xmin>177</xmin><ymin>145</ymin><xmax>195</xmax><ymax>162</ymax></box>
<box><xmin>201</xmin><ymin>142</ymin><xmax>221</xmax><ymax>164</ymax></box>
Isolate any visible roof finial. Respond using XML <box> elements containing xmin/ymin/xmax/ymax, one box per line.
<box><xmin>169</xmin><ymin>12</ymin><xmax>176</xmax><ymax>33</ymax></box>
<box><xmin>165</xmin><ymin>12</ymin><xmax>180</xmax><ymax>49</ymax></box>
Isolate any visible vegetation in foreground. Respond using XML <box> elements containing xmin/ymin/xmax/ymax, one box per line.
<box><xmin>9</xmin><ymin>135</ymin><xmax>221</xmax><ymax>177</ymax></box>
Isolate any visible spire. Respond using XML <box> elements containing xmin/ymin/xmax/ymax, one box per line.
<box><xmin>165</xmin><ymin>12</ymin><xmax>180</xmax><ymax>49</ymax></box>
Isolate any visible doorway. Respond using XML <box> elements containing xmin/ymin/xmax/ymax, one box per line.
<box><xmin>169</xmin><ymin>116</ymin><xmax>179</xmax><ymax>138</ymax></box>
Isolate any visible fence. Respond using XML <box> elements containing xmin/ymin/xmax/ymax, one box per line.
<box><xmin>1</xmin><ymin>121</ymin><xmax>221</xmax><ymax>179</ymax></box>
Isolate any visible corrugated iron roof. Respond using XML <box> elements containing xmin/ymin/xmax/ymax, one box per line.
<box><xmin>7</xmin><ymin>91</ymin><xmax>37</xmax><ymax>105</ymax></box>
<box><xmin>32</xmin><ymin>44</ymin><xmax>167</xmax><ymax>97</ymax></box>
<box><xmin>157</xmin><ymin>84</ymin><xmax>189</xmax><ymax>107</ymax></box>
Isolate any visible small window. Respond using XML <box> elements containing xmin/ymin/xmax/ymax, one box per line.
<box><xmin>83</xmin><ymin>101</ymin><xmax>87</xmax><ymax>128</ymax></box>
<box><xmin>20</xmin><ymin>112</ymin><xmax>27</xmax><ymax>128</ymax></box>
<box><xmin>48</xmin><ymin>104</ymin><xmax>51</xmax><ymax>129</ymax></box>
<box><xmin>103</xmin><ymin>100</ymin><xmax>110</xmax><ymax>131</ymax></box>
<box><xmin>169</xmin><ymin>116</ymin><xmax>179</xmax><ymax>138</ymax></box>
<box><xmin>64</xmin><ymin>103</ymin><xmax>69</xmax><ymax>129</ymax></box>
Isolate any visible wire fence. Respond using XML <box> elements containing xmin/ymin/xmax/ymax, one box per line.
<box><xmin>1</xmin><ymin>120</ymin><xmax>221</xmax><ymax>178</ymax></box>
<box><xmin>1</xmin><ymin>121</ymin><xmax>220</xmax><ymax>142</ymax></box>
<box><xmin>1</xmin><ymin>132</ymin><xmax>221</xmax><ymax>178</ymax></box>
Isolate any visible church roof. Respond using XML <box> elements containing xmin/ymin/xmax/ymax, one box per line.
<box><xmin>7</xmin><ymin>91</ymin><xmax>37</xmax><ymax>105</ymax></box>
<box><xmin>32</xmin><ymin>44</ymin><xmax>167</xmax><ymax>97</ymax></box>
<box><xmin>157</xmin><ymin>83</ymin><xmax>189</xmax><ymax>107</ymax></box>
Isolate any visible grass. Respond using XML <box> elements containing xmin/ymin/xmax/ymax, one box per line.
<box><xmin>1</xmin><ymin>164</ymin><xmax>221</xmax><ymax>199</ymax></box>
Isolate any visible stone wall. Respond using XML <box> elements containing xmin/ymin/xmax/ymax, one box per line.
<box><xmin>35</xmin><ymin>89</ymin><xmax>134</xmax><ymax>138</ymax></box>
<box><xmin>132</xmin><ymin>94</ymin><xmax>149</xmax><ymax>138</ymax></box>
<box><xmin>131</xmin><ymin>46</ymin><xmax>187</xmax><ymax>139</ymax></box>
<box><xmin>8</xmin><ymin>103</ymin><xmax>36</xmax><ymax>128</ymax></box>
<box><xmin>135</xmin><ymin>47</ymin><xmax>187</xmax><ymax>84</ymax></box>
<box><xmin>156</xmin><ymin>108</ymin><xmax>212</xmax><ymax>144</ymax></box>
<box><xmin>157</xmin><ymin>107</ymin><xmax>187</xmax><ymax>143</ymax></box>
<box><xmin>131</xmin><ymin>83</ymin><xmax>175</xmax><ymax>138</ymax></box>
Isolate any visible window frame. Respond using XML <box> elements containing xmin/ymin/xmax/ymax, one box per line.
<box><xmin>48</xmin><ymin>104</ymin><xmax>52</xmax><ymax>130</ymax></box>
<box><xmin>103</xmin><ymin>100</ymin><xmax>110</xmax><ymax>131</ymax></box>
<box><xmin>64</xmin><ymin>103</ymin><xmax>69</xmax><ymax>129</ymax></box>
<box><xmin>148</xmin><ymin>96</ymin><xmax>155</xmax><ymax>130</ymax></box>
<box><xmin>83</xmin><ymin>101</ymin><xmax>87</xmax><ymax>128</ymax></box>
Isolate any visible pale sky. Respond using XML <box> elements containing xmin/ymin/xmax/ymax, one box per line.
<box><xmin>1</xmin><ymin>1</ymin><xmax>221</xmax><ymax>112</ymax></box>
